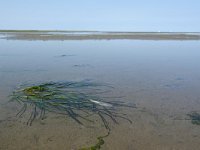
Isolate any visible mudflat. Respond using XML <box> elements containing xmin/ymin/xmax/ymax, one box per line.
<box><xmin>0</xmin><ymin>30</ymin><xmax>200</xmax><ymax>41</ymax></box>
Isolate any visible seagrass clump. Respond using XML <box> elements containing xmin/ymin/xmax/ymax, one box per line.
<box><xmin>10</xmin><ymin>80</ymin><xmax>135</xmax><ymax>150</ymax></box>
<box><xmin>188</xmin><ymin>112</ymin><xmax>200</xmax><ymax>125</ymax></box>
<box><xmin>10</xmin><ymin>80</ymin><xmax>134</xmax><ymax>128</ymax></box>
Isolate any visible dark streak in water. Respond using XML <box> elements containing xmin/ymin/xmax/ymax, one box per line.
<box><xmin>54</xmin><ymin>54</ymin><xmax>76</xmax><ymax>58</ymax></box>
<box><xmin>73</xmin><ymin>64</ymin><xmax>92</xmax><ymax>68</ymax></box>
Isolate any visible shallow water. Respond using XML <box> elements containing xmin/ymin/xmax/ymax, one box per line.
<box><xmin>1</xmin><ymin>39</ymin><xmax>200</xmax><ymax>150</ymax></box>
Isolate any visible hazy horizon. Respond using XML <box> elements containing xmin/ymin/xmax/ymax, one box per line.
<box><xmin>0</xmin><ymin>0</ymin><xmax>200</xmax><ymax>32</ymax></box>
<box><xmin>0</xmin><ymin>30</ymin><xmax>200</xmax><ymax>33</ymax></box>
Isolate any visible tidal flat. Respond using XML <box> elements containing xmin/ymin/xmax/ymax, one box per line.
<box><xmin>0</xmin><ymin>30</ymin><xmax>200</xmax><ymax>41</ymax></box>
<box><xmin>0</xmin><ymin>31</ymin><xmax>200</xmax><ymax>150</ymax></box>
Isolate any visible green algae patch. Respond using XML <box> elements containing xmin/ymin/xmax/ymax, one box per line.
<box><xmin>80</xmin><ymin>132</ymin><xmax>109</xmax><ymax>150</ymax></box>
<box><xmin>10</xmin><ymin>80</ymin><xmax>134</xmax><ymax>126</ymax></box>
<box><xmin>188</xmin><ymin>112</ymin><xmax>200</xmax><ymax>125</ymax></box>
<box><xmin>10</xmin><ymin>80</ymin><xmax>135</xmax><ymax>149</ymax></box>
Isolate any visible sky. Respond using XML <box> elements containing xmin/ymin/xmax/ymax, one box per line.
<box><xmin>0</xmin><ymin>0</ymin><xmax>200</xmax><ymax>32</ymax></box>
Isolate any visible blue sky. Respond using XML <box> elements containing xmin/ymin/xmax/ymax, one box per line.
<box><xmin>0</xmin><ymin>0</ymin><xmax>199</xmax><ymax>31</ymax></box>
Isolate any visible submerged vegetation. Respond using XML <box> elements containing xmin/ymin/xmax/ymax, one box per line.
<box><xmin>80</xmin><ymin>132</ymin><xmax>109</xmax><ymax>150</ymax></box>
<box><xmin>188</xmin><ymin>112</ymin><xmax>200</xmax><ymax>125</ymax></box>
<box><xmin>10</xmin><ymin>80</ymin><xmax>135</xmax><ymax>149</ymax></box>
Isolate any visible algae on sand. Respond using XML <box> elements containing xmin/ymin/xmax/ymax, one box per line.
<box><xmin>11</xmin><ymin>80</ymin><xmax>134</xmax><ymax>127</ymax></box>
<box><xmin>188</xmin><ymin>112</ymin><xmax>200</xmax><ymax>125</ymax></box>
<box><xmin>10</xmin><ymin>80</ymin><xmax>135</xmax><ymax>149</ymax></box>
<box><xmin>79</xmin><ymin>131</ymin><xmax>110</xmax><ymax>150</ymax></box>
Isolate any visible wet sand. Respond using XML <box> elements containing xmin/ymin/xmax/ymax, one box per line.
<box><xmin>0</xmin><ymin>31</ymin><xmax>200</xmax><ymax>41</ymax></box>
<box><xmin>0</xmin><ymin>38</ymin><xmax>200</xmax><ymax>150</ymax></box>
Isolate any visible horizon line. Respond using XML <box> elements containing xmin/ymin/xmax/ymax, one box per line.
<box><xmin>0</xmin><ymin>29</ymin><xmax>200</xmax><ymax>33</ymax></box>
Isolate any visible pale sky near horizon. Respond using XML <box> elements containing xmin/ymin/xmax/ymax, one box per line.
<box><xmin>0</xmin><ymin>0</ymin><xmax>200</xmax><ymax>32</ymax></box>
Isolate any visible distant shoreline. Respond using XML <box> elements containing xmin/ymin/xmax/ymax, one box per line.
<box><xmin>0</xmin><ymin>30</ymin><xmax>200</xmax><ymax>33</ymax></box>
<box><xmin>0</xmin><ymin>30</ymin><xmax>200</xmax><ymax>41</ymax></box>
